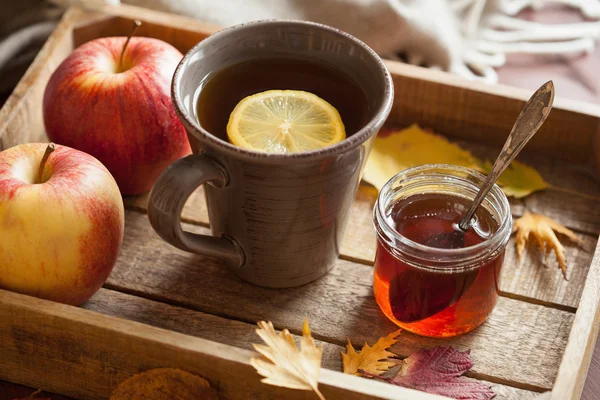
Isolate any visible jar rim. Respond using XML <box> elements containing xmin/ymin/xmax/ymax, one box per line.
<box><xmin>374</xmin><ymin>164</ymin><xmax>512</xmax><ymax>270</ymax></box>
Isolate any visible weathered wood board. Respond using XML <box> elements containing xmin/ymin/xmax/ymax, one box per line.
<box><xmin>1</xmin><ymin>3</ymin><xmax>600</xmax><ymax>400</ymax></box>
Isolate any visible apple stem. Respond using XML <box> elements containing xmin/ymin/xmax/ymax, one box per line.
<box><xmin>119</xmin><ymin>20</ymin><xmax>142</xmax><ymax>72</ymax></box>
<box><xmin>38</xmin><ymin>143</ymin><xmax>56</xmax><ymax>184</ymax></box>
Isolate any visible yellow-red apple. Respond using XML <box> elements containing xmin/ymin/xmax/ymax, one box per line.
<box><xmin>43</xmin><ymin>36</ymin><xmax>190</xmax><ymax>195</ymax></box>
<box><xmin>0</xmin><ymin>143</ymin><xmax>124</xmax><ymax>305</ymax></box>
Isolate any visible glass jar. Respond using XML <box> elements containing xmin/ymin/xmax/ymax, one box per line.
<box><xmin>373</xmin><ymin>164</ymin><xmax>512</xmax><ymax>338</ymax></box>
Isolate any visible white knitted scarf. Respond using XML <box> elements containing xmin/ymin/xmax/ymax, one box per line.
<box><xmin>3</xmin><ymin>0</ymin><xmax>600</xmax><ymax>84</ymax></box>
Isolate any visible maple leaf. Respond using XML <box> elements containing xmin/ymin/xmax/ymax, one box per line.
<box><xmin>341</xmin><ymin>329</ymin><xmax>402</xmax><ymax>376</ymax></box>
<box><xmin>109</xmin><ymin>368</ymin><xmax>217</xmax><ymax>400</ymax></box>
<box><xmin>483</xmin><ymin>160</ymin><xmax>548</xmax><ymax>198</ymax></box>
<box><xmin>250</xmin><ymin>319</ymin><xmax>325</xmax><ymax>400</ymax></box>
<box><xmin>363</xmin><ymin>124</ymin><xmax>483</xmax><ymax>190</ymax></box>
<box><xmin>362</xmin><ymin>346</ymin><xmax>495</xmax><ymax>400</ymax></box>
<box><xmin>513</xmin><ymin>211</ymin><xmax>584</xmax><ymax>280</ymax></box>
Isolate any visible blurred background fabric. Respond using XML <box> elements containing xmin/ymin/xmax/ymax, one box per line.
<box><xmin>1</xmin><ymin>0</ymin><xmax>599</xmax><ymax>105</ymax></box>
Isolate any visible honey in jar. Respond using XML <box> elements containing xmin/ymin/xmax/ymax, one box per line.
<box><xmin>373</xmin><ymin>165</ymin><xmax>512</xmax><ymax>337</ymax></box>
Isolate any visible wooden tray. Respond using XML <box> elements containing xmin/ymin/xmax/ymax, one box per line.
<box><xmin>1</xmin><ymin>4</ymin><xmax>600</xmax><ymax>400</ymax></box>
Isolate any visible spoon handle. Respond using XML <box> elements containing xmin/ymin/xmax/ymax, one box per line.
<box><xmin>458</xmin><ymin>80</ymin><xmax>555</xmax><ymax>231</ymax></box>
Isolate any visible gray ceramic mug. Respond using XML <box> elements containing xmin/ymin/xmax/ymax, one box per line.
<box><xmin>148</xmin><ymin>20</ymin><xmax>393</xmax><ymax>288</ymax></box>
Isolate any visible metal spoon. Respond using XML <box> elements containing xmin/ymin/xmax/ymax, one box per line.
<box><xmin>425</xmin><ymin>80</ymin><xmax>555</xmax><ymax>249</ymax></box>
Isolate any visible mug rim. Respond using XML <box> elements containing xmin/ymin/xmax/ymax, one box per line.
<box><xmin>171</xmin><ymin>19</ymin><xmax>394</xmax><ymax>162</ymax></box>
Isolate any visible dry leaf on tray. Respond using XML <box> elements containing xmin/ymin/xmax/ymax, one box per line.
<box><xmin>362</xmin><ymin>346</ymin><xmax>495</xmax><ymax>400</ymax></box>
<box><xmin>109</xmin><ymin>368</ymin><xmax>217</xmax><ymax>400</ymax></box>
<box><xmin>251</xmin><ymin>319</ymin><xmax>325</xmax><ymax>400</ymax></box>
<box><xmin>513</xmin><ymin>211</ymin><xmax>585</xmax><ymax>280</ymax></box>
<box><xmin>362</xmin><ymin>124</ymin><xmax>548</xmax><ymax>198</ymax></box>
<box><xmin>483</xmin><ymin>160</ymin><xmax>548</xmax><ymax>198</ymax></box>
<box><xmin>341</xmin><ymin>329</ymin><xmax>402</xmax><ymax>376</ymax></box>
<box><xmin>362</xmin><ymin>124</ymin><xmax>482</xmax><ymax>191</ymax></box>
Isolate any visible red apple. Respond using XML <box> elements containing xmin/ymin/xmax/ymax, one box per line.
<box><xmin>43</xmin><ymin>36</ymin><xmax>191</xmax><ymax>195</ymax></box>
<box><xmin>0</xmin><ymin>143</ymin><xmax>124</xmax><ymax>305</ymax></box>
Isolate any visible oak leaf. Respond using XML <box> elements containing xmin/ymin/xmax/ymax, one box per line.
<box><xmin>363</xmin><ymin>124</ymin><xmax>482</xmax><ymax>191</ymax></box>
<box><xmin>513</xmin><ymin>211</ymin><xmax>584</xmax><ymax>280</ymax></box>
<box><xmin>109</xmin><ymin>368</ymin><xmax>217</xmax><ymax>400</ymax></box>
<box><xmin>483</xmin><ymin>160</ymin><xmax>548</xmax><ymax>198</ymax></box>
<box><xmin>341</xmin><ymin>329</ymin><xmax>402</xmax><ymax>376</ymax></box>
<box><xmin>363</xmin><ymin>346</ymin><xmax>495</xmax><ymax>400</ymax></box>
<box><xmin>250</xmin><ymin>320</ymin><xmax>325</xmax><ymax>400</ymax></box>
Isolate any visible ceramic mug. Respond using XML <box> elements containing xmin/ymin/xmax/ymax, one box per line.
<box><xmin>148</xmin><ymin>20</ymin><xmax>393</xmax><ymax>288</ymax></box>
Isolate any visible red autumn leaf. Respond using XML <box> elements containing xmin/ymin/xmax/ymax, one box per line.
<box><xmin>362</xmin><ymin>346</ymin><xmax>495</xmax><ymax>400</ymax></box>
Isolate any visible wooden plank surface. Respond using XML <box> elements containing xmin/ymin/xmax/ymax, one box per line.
<box><xmin>551</xmin><ymin>240</ymin><xmax>600</xmax><ymax>400</ymax></box>
<box><xmin>0</xmin><ymin>4</ymin><xmax>597</xmax><ymax>399</ymax></box>
<box><xmin>458</xmin><ymin>140</ymin><xmax>600</xmax><ymax>198</ymax></box>
<box><xmin>382</xmin><ymin>61</ymin><xmax>600</xmax><ymax>166</ymax></box>
<box><xmin>125</xmin><ymin>165</ymin><xmax>599</xmax><ymax>310</ymax></box>
<box><xmin>524</xmin><ymin>191</ymin><xmax>600</xmax><ymax>236</ymax></box>
<box><xmin>501</xmin><ymin>236</ymin><xmax>596</xmax><ymax>310</ymax></box>
<box><xmin>73</xmin><ymin>1</ymin><xmax>221</xmax><ymax>50</ymax></box>
<box><xmin>103</xmin><ymin>210</ymin><xmax>575</xmax><ymax>391</ymax></box>
<box><xmin>0</xmin><ymin>8</ymin><xmax>80</xmax><ymax>150</ymax></box>
<box><xmin>84</xmin><ymin>288</ymin><xmax>344</xmax><ymax>371</ymax></box>
<box><xmin>0</xmin><ymin>289</ymin><xmax>434</xmax><ymax>400</ymax></box>
<box><xmin>81</xmin><ymin>288</ymin><xmax>537</xmax><ymax>400</ymax></box>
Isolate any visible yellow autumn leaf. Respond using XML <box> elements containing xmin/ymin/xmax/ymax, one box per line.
<box><xmin>483</xmin><ymin>160</ymin><xmax>548</xmax><ymax>198</ymax></box>
<box><xmin>363</xmin><ymin>124</ymin><xmax>482</xmax><ymax>190</ymax></box>
<box><xmin>341</xmin><ymin>329</ymin><xmax>402</xmax><ymax>376</ymax></box>
<box><xmin>513</xmin><ymin>211</ymin><xmax>584</xmax><ymax>280</ymax></box>
<box><xmin>250</xmin><ymin>320</ymin><xmax>325</xmax><ymax>400</ymax></box>
<box><xmin>110</xmin><ymin>368</ymin><xmax>217</xmax><ymax>400</ymax></box>
<box><xmin>363</xmin><ymin>124</ymin><xmax>548</xmax><ymax>198</ymax></box>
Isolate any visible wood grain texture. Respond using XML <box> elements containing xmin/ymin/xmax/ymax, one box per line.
<box><xmin>0</xmin><ymin>289</ymin><xmax>436</xmax><ymax>400</ymax></box>
<box><xmin>582</xmin><ymin>335</ymin><xmax>600</xmax><ymax>400</ymax></box>
<box><xmin>0</xmin><ymin>8</ymin><xmax>79</xmax><ymax>150</ymax></box>
<box><xmin>105</xmin><ymin>211</ymin><xmax>575</xmax><ymax>390</ymax></box>
<box><xmin>383</xmin><ymin>61</ymin><xmax>600</xmax><ymax>167</ymax></box>
<box><xmin>125</xmin><ymin>178</ymin><xmax>598</xmax><ymax>310</ymax></box>
<box><xmin>82</xmin><ymin>288</ymin><xmax>537</xmax><ymax>400</ymax></box>
<box><xmin>524</xmin><ymin>190</ymin><xmax>600</xmax><ymax>236</ymax></box>
<box><xmin>551</xmin><ymin>240</ymin><xmax>600</xmax><ymax>400</ymax></box>
<box><xmin>0</xmin><ymin>4</ymin><xmax>598</xmax><ymax>399</ymax></box>
<box><xmin>73</xmin><ymin>1</ymin><xmax>220</xmax><ymax>52</ymax></box>
<box><xmin>83</xmin><ymin>288</ymin><xmax>344</xmax><ymax>371</ymax></box>
<box><xmin>501</xmin><ymin>234</ymin><xmax>597</xmax><ymax>310</ymax></box>
<box><xmin>458</xmin><ymin>140</ymin><xmax>600</xmax><ymax>198</ymax></box>
<box><xmin>72</xmin><ymin>14</ymin><xmax>213</xmax><ymax>56</ymax></box>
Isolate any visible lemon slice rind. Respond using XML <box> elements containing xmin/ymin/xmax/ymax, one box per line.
<box><xmin>226</xmin><ymin>90</ymin><xmax>346</xmax><ymax>154</ymax></box>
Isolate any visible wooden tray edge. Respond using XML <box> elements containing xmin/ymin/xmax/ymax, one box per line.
<box><xmin>552</xmin><ymin>240</ymin><xmax>600</xmax><ymax>400</ymax></box>
<box><xmin>2</xmin><ymin>2</ymin><xmax>599</xmax><ymax>146</ymax></box>
<box><xmin>1</xmin><ymin>4</ymin><xmax>599</xmax><ymax>399</ymax></box>
<box><xmin>0</xmin><ymin>289</ymin><xmax>447</xmax><ymax>400</ymax></box>
<box><xmin>78</xmin><ymin>2</ymin><xmax>600</xmax><ymax>118</ymax></box>
<box><xmin>0</xmin><ymin>8</ymin><xmax>78</xmax><ymax>148</ymax></box>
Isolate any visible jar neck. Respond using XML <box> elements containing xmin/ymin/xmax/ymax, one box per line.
<box><xmin>373</xmin><ymin>164</ymin><xmax>512</xmax><ymax>272</ymax></box>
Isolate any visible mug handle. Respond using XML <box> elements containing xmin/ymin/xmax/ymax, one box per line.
<box><xmin>148</xmin><ymin>153</ymin><xmax>244</xmax><ymax>266</ymax></box>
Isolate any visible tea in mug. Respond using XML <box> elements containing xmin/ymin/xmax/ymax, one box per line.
<box><xmin>196</xmin><ymin>58</ymin><xmax>369</xmax><ymax>153</ymax></box>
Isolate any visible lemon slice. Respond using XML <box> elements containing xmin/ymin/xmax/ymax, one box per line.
<box><xmin>227</xmin><ymin>90</ymin><xmax>346</xmax><ymax>153</ymax></box>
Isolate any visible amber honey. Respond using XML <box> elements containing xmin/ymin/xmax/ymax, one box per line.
<box><xmin>373</xmin><ymin>165</ymin><xmax>512</xmax><ymax>338</ymax></box>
